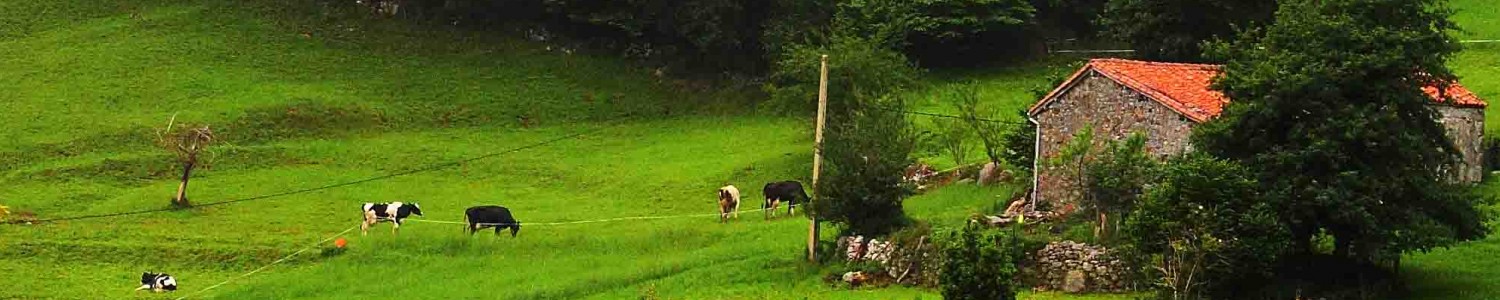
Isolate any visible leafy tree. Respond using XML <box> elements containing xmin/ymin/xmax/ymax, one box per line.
<box><xmin>811</xmin><ymin>93</ymin><xmax>918</xmax><ymax>237</ymax></box>
<box><xmin>949</xmin><ymin>83</ymin><xmax>997</xmax><ymax>164</ymax></box>
<box><xmin>1100</xmin><ymin>0</ymin><xmax>1275</xmax><ymax>62</ymax></box>
<box><xmin>998</xmin><ymin>109</ymin><xmax>1035</xmax><ymax>171</ymax></box>
<box><xmin>1029</xmin><ymin>0</ymin><xmax>1108</xmax><ymax>39</ymax></box>
<box><xmin>1194</xmin><ymin>0</ymin><xmax>1489</xmax><ymax>261</ymax></box>
<box><xmin>1046</xmin><ymin>126</ymin><xmax>1096</xmax><ymax>214</ymax></box>
<box><xmin>940</xmin><ymin>224</ymin><xmax>1020</xmax><ymax>300</ymax></box>
<box><xmin>931</xmin><ymin>117</ymin><xmax>973</xmax><ymax>167</ymax></box>
<box><xmin>1085</xmin><ymin>133</ymin><xmax>1157</xmax><ymax>241</ymax></box>
<box><xmin>830</xmin><ymin>0</ymin><xmax>1039</xmax><ymax>65</ymax></box>
<box><xmin>1125</xmin><ymin>154</ymin><xmax>1287</xmax><ymax>300</ymax></box>
<box><xmin>764</xmin><ymin>33</ymin><xmax>920</xmax><ymax>115</ymax></box>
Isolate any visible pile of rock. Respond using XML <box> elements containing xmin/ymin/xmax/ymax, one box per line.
<box><xmin>838</xmin><ymin>235</ymin><xmax>895</xmax><ymax>264</ymax></box>
<box><xmin>835</xmin><ymin>235</ymin><xmax>940</xmax><ymax>286</ymax></box>
<box><xmin>1030</xmin><ymin>241</ymin><xmax>1129</xmax><ymax>293</ymax></box>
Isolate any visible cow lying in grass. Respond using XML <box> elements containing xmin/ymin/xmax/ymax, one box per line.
<box><xmin>134</xmin><ymin>272</ymin><xmax>177</xmax><ymax>292</ymax></box>
<box><xmin>465</xmin><ymin>205</ymin><xmax>521</xmax><ymax>237</ymax></box>
<box><xmin>763</xmin><ymin>181</ymin><xmax>809</xmax><ymax>219</ymax></box>
<box><xmin>361</xmin><ymin>202</ymin><xmax>423</xmax><ymax>235</ymax></box>
<box><xmin>717</xmin><ymin>185</ymin><xmax>741</xmax><ymax>223</ymax></box>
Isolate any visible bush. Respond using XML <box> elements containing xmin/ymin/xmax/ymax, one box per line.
<box><xmin>940</xmin><ymin>224</ymin><xmax>1021</xmax><ymax>300</ymax></box>
<box><xmin>810</xmin><ymin>91</ymin><xmax>918</xmax><ymax>237</ymax></box>
<box><xmin>1084</xmin><ymin>133</ymin><xmax>1157</xmax><ymax>241</ymax></box>
<box><xmin>930</xmin><ymin>117</ymin><xmax>973</xmax><ymax>167</ymax></box>
<box><xmin>997</xmin><ymin>109</ymin><xmax>1035</xmax><ymax>171</ymax></box>
<box><xmin>886</xmin><ymin>222</ymin><xmax>942</xmax><ymax>287</ymax></box>
<box><xmin>1124</xmin><ymin>154</ymin><xmax>1287</xmax><ymax>299</ymax></box>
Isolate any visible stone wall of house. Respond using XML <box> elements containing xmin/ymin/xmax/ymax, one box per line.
<box><xmin>1031</xmin><ymin>71</ymin><xmax>1197</xmax><ymax>208</ymax></box>
<box><xmin>1436</xmin><ymin>105</ymin><xmax>1485</xmax><ymax>183</ymax></box>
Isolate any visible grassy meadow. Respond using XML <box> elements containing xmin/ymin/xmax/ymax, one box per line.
<box><xmin>0</xmin><ymin>0</ymin><xmax>1495</xmax><ymax>299</ymax></box>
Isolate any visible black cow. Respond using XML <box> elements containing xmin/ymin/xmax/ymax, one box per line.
<box><xmin>135</xmin><ymin>272</ymin><xmax>177</xmax><ymax>292</ymax></box>
<box><xmin>361</xmin><ymin>202</ymin><xmax>423</xmax><ymax>235</ymax></box>
<box><xmin>763</xmin><ymin>181</ymin><xmax>809</xmax><ymax>219</ymax></box>
<box><xmin>465</xmin><ymin>205</ymin><xmax>521</xmax><ymax>237</ymax></box>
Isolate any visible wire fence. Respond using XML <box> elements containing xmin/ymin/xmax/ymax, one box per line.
<box><xmin>172</xmin><ymin>225</ymin><xmax>360</xmax><ymax>300</ymax></box>
<box><xmin>170</xmin><ymin>205</ymin><xmax>787</xmax><ymax>298</ymax></box>
<box><xmin>3</xmin><ymin>114</ymin><xmax>638</xmax><ymax>226</ymax></box>
<box><xmin>407</xmin><ymin>207</ymin><xmax>777</xmax><ymax>227</ymax></box>
<box><xmin>872</xmin><ymin>107</ymin><xmax>1030</xmax><ymax>125</ymax></box>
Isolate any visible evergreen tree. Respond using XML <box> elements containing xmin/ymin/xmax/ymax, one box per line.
<box><xmin>1194</xmin><ymin>0</ymin><xmax>1489</xmax><ymax>261</ymax></box>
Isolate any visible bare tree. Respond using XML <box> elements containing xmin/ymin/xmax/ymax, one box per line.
<box><xmin>156</xmin><ymin>116</ymin><xmax>215</xmax><ymax>207</ymax></box>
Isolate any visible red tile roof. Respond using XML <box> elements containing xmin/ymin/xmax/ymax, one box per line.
<box><xmin>1029</xmin><ymin>58</ymin><xmax>1488</xmax><ymax>123</ymax></box>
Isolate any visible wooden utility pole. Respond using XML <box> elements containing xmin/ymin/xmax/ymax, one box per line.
<box><xmin>810</xmin><ymin>55</ymin><xmax>830</xmax><ymax>262</ymax></box>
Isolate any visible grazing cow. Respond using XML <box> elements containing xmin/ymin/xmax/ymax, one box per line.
<box><xmin>135</xmin><ymin>272</ymin><xmax>177</xmax><ymax>292</ymax></box>
<box><xmin>361</xmin><ymin>202</ymin><xmax>423</xmax><ymax>235</ymax></box>
<box><xmin>465</xmin><ymin>205</ymin><xmax>521</xmax><ymax>237</ymax></box>
<box><xmin>717</xmin><ymin>185</ymin><xmax>741</xmax><ymax>223</ymax></box>
<box><xmin>763</xmin><ymin>181</ymin><xmax>810</xmax><ymax>219</ymax></box>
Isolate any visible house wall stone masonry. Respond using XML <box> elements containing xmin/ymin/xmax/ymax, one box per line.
<box><xmin>1436</xmin><ymin>105</ymin><xmax>1485</xmax><ymax>182</ymax></box>
<box><xmin>1032</xmin><ymin>69</ymin><xmax>1485</xmax><ymax>209</ymax></box>
<box><xmin>1032</xmin><ymin>71</ymin><xmax>1196</xmax><ymax>208</ymax></box>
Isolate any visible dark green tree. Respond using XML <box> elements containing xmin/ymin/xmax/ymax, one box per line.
<box><xmin>1125</xmin><ymin>154</ymin><xmax>1287</xmax><ymax>299</ymax></box>
<box><xmin>1194</xmin><ymin>0</ymin><xmax>1489</xmax><ymax>261</ymax></box>
<box><xmin>1085</xmin><ymin>133</ymin><xmax>1157</xmax><ymax>241</ymax></box>
<box><xmin>998</xmin><ymin>109</ymin><xmax>1035</xmax><ymax>171</ymax></box>
<box><xmin>833</xmin><ymin>0</ymin><xmax>1039</xmax><ymax>65</ymax></box>
<box><xmin>811</xmin><ymin>93</ymin><xmax>918</xmax><ymax>237</ymax></box>
<box><xmin>764</xmin><ymin>33</ymin><xmax>920</xmax><ymax>115</ymax></box>
<box><xmin>1099</xmin><ymin>0</ymin><xmax>1276</xmax><ymax>62</ymax></box>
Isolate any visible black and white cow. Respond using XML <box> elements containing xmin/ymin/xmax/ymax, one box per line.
<box><xmin>717</xmin><ymin>185</ymin><xmax>741</xmax><ymax>223</ymax></box>
<box><xmin>134</xmin><ymin>272</ymin><xmax>177</xmax><ymax>292</ymax></box>
<box><xmin>465</xmin><ymin>205</ymin><xmax>521</xmax><ymax>237</ymax></box>
<box><xmin>361</xmin><ymin>202</ymin><xmax>423</xmax><ymax>235</ymax></box>
<box><xmin>763</xmin><ymin>181</ymin><xmax>809</xmax><ymax>219</ymax></box>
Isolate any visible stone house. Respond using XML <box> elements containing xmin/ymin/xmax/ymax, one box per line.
<box><xmin>1027</xmin><ymin>58</ymin><xmax>1487</xmax><ymax>207</ymax></box>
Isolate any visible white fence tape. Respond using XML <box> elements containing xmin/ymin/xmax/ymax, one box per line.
<box><xmin>173</xmin><ymin>225</ymin><xmax>359</xmax><ymax>300</ymax></box>
<box><xmin>408</xmin><ymin>207</ymin><xmax>779</xmax><ymax>227</ymax></box>
<box><xmin>170</xmin><ymin>206</ymin><xmax>793</xmax><ymax>299</ymax></box>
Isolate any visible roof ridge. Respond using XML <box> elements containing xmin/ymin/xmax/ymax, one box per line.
<box><xmin>1088</xmin><ymin>58</ymin><xmax>1222</xmax><ymax>69</ymax></box>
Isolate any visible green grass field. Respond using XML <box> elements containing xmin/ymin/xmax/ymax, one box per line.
<box><xmin>0</xmin><ymin>0</ymin><xmax>1494</xmax><ymax>299</ymax></box>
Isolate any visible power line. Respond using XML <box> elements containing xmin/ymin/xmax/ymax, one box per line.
<box><xmin>3</xmin><ymin>114</ymin><xmax>637</xmax><ymax>225</ymax></box>
<box><xmin>874</xmin><ymin>107</ymin><xmax>1029</xmax><ymax>125</ymax></box>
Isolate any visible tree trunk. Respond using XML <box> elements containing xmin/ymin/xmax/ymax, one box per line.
<box><xmin>174</xmin><ymin>161</ymin><xmax>194</xmax><ymax>207</ymax></box>
<box><xmin>1096</xmin><ymin>210</ymin><xmax>1109</xmax><ymax>240</ymax></box>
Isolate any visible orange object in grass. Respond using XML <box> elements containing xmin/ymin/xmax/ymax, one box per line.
<box><xmin>334</xmin><ymin>238</ymin><xmax>347</xmax><ymax>248</ymax></box>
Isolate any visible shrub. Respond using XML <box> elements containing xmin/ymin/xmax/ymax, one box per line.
<box><xmin>1084</xmin><ymin>133</ymin><xmax>1157</xmax><ymax>241</ymax></box>
<box><xmin>997</xmin><ymin>109</ymin><xmax>1035</xmax><ymax>171</ymax></box>
<box><xmin>886</xmin><ymin>222</ymin><xmax>942</xmax><ymax>287</ymax></box>
<box><xmin>940</xmin><ymin>223</ymin><xmax>1020</xmax><ymax>300</ymax></box>
<box><xmin>949</xmin><ymin>82</ymin><xmax>1006</xmax><ymax>165</ymax></box>
<box><xmin>930</xmin><ymin>117</ymin><xmax>973</xmax><ymax>167</ymax></box>
<box><xmin>810</xmin><ymin>92</ymin><xmax>918</xmax><ymax>237</ymax></box>
<box><xmin>1124</xmin><ymin>154</ymin><xmax>1287</xmax><ymax>299</ymax></box>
